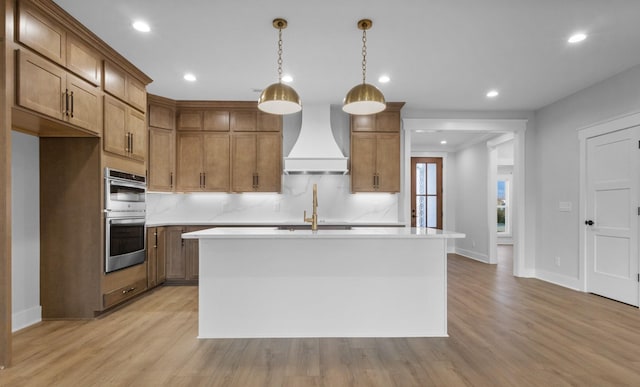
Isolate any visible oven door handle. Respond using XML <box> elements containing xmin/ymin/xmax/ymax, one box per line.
<box><xmin>108</xmin><ymin>218</ymin><xmax>145</xmax><ymax>226</ymax></box>
<box><xmin>106</xmin><ymin>179</ymin><xmax>146</xmax><ymax>191</ymax></box>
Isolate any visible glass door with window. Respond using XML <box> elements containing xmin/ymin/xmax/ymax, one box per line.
<box><xmin>411</xmin><ymin>157</ymin><xmax>443</xmax><ymax>228</ymax></box>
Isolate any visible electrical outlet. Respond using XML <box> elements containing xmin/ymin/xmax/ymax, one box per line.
<box><xmin>555</xmin><ymin>256</ymin><xmax>561</xmax><ymax>267</ymax></box>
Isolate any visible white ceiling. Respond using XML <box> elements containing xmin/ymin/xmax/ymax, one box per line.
<box><xmin>53</xmin><ymin>0</ymin><xmax>640</xmax><ymax>113</ymax></box>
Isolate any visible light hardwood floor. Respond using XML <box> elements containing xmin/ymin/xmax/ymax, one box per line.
<box><xmin>3</xmin><ymin>251</ymin><xmax>640</xmax><ymax>386</ymax></box>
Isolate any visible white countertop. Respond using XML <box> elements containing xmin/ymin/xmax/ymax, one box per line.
<box><xmin>183</xmin><ymin>227</ymin><xmax>465</xmax><ymax>239</ymax></box>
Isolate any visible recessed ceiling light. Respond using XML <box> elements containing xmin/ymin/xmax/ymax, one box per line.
<box><xmin>281</xmin><ymin>74</ymin><xmax>293</xmax><ymax>83</ymax></box>
<box><xmin>486</xmin><ymin>90</ymin><xmax>499</xmax><ymax>98</ymax></box>
<box><xmin>132</xmin><ymin>20</ymin><xmax>151</xmax><ymax>33</ymax></box>
<box><xmin>440</xmin><ymin>140</ymin><xmax>447</xmax><ymax>145</ymax></box>
<box><xmin>184</xmin><ymin>73</ymin><xmax>197</xmax><ymax>82</ymax></box>
<box><xmin>378</xmin><ymin>75</ymin><xmax>390</xmax><ymax>83</ymax></box>
<box><xmin>568</xmin><ymin>33</ymin><xmax>587</xmax><ymax>44</ymax></box>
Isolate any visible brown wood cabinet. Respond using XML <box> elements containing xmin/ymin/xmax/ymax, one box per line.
<box><xmin>104</xmin><ymin>61</ymin><xmax>146</xmax><ymax>112</ymax></box>
<box><xmin>146</xmin><ymin>227</ymin><xmax>167</xmax><ymax>288</ymax></box>
<box><xmin>165</xmin><ymin>226</ymin><xmax>202</xmax><ymax>284</ymax></box>
<box><xmin>351</xmin><ymin>133</ymin><xmax>400</xmax><ymax>192</ymax></box>
<box><xmin>16</xmin><ymin>50</ymin><xmax>101</xmax><ymax>134</ymax></box>
<box><xmin>231</xmin><ymin>132</ymin><xmax>281</xmax><ymax>192</ymax></box>
<box><xmin>177</xmin><ymin>110</ymin><xmax>230</xmax><ymax>131</ymax></box>
<box><xmin>104</xmin><ymin>95</ymin><xmax>146</xmax><ymax>161</ymax></box>
<box><xmin>229</xmin><ymin>110</ymin><xmax>282</xmax><ymax>132</ymax></box>
<box><xmin>17</xmin><ymin>2</ymin><xmax>102</xmax><ymax>86</ymax></box>
<box><xmin>351</xmin><ymin>110</ymin><xmax>401</xmax><ymax>132</ymax></box>
<box><xmin>176</xmin><ymin>132</ymin><xmax>230</xmax><ymax>192</ymax></box>
<box><xmin>148</xmin><ymin>94</ymin><xmax>176</xmax><ymax>191</ymax></box>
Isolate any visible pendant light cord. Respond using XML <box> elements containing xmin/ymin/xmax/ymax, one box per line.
<box><xmin>277</xmin><ymin>27</ymin><xmax>283</xmax><ymax>83</ymax></box>
<box><xmin>361</xmin><ymin>28</ymin><xmax>367</xmax><ymax>84</ymax></box>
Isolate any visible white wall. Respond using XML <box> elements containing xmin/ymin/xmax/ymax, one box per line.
<box><xmin>453</xmin><ymin>142</ymin><xmax>489</xmax><ymax>262</ymax></box>
<box><xmin>11</xmin><ymin>131</ymin><xmax>41</xmax><ymax>331</ymax></box>
<box><xmin>147</xmin><ymin>174</ymin><xmax>399</xmax><ymax>224</ymax></box>
<box><xmin>533</xmin><ymin>63</ymin><xmax>640</xmax><ymax>288</ymax></box>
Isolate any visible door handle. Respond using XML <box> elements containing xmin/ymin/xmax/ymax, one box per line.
<box><xmin>70</xmin><ymin>91</ymin><xmax>74</xmax><ymax>118</ymax></box>
<box><xmin>585</xmin><ymin>220</ymin><xmax>594</xmax><ymax>226</ymax></box>
<box><xmin>64</xmin><ymin>89</ymin><xmax>69</xmax><ymax>116</ymax></box>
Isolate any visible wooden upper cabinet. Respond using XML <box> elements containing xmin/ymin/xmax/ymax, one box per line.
<box><xmin>204</xmin><ymin>110</ymin><xmax>230</xmax><ymax>131</ymax></box>
<box><xmin>17</xmin><ymin>2</ymin><xmax>66</xmax><ymax>65</ymax></box>
<box><xmin>177</xmin><ymin>111</ymin><xmax>203</xmax><ymax>131</ymax></box>
<box><xmin>17</xmin><ymin>3</ymin><xmax>102</xmax><ymax>87</ymax></box>
<box><xmin>231</xmin><ymin>132</ymin><xmax>281</xmax><ymax>192</ymax></box>
<box><xmin>351</xmin><ymin>107</ymin><xmax>402</xmax><ymax>132</ymax></box>
<box><xmin>230</xmin><ymin>110</ymin><xmax>257</xmax><ymax>131</ymax></box>
<box><xmin>148</xmin><ymin>102</ymin><xmax>175</xmax><ymax>130</ymax></box>
<box><xmin>148</xmin><ymin>127</ymin><xmax>175</xmax><ymax>192</ymax></box>
<box><xmin>103</xmin><ymin>61</ymin><xmax>146</xmax><ymax>112</ymax></box>
<box><xmin>351</xmin><ymin>132</ymin><xmax>400</xmax><ymax>193</ymax></box>
<box><xmin>66</xmin><ymin>34</ymin><xmax>101</xmax><ymax>86</ymax></box>
<box><xmin>16</xmin><ymin>50</ymin><xmax>101</xmax><ymax>134</ymax></box>
<box><xmin>104</xmin><ymin>95</ymin><xmax>146</xmax><ymax>161</ymax></box>
<box><xmin>176</xmin><ymin>132</ymin><xmax>230</xmax><ymax>192</ymax></box>
<box><xmin>258</xmin><ymin>111</ymin><xmax>282</xmax><ymax>132</ymax></box>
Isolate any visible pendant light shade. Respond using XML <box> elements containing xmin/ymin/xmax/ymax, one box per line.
<box><xmin>258</xmin><ymin>82</ymin><xmax>302</xmax><ymax>115</ymax></box>
<box><xmin>343</xmin><ymin>19</ymin><xmax>386</xmax><ymax>115</ymax></box>
<box><xmin>258</xmin><ymin>18</ymin><xmax>302</xmax><ymax>115</ymax></box>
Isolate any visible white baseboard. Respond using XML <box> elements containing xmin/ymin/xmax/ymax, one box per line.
<box><xmin>535</xmin><ymin>269</ymin><xmax>582</xmax><ymax>291</ymax></box>
<box><xmin>454</xmin><ymin>248</ymin><xmax>490</xmax><ymax>264</ymax></box>
<box><xmin>12</xmin><ymin>305</ymin><xmax>42</xmax><ymax>332</ymax></box>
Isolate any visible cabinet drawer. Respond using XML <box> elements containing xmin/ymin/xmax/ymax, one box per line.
<box><xmin>103</xmin><ymin>278</ymin><xmax>147</xmax><ymax>309</ymax></box>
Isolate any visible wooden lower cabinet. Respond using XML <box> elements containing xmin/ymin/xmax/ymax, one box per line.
<box><xmin>147</xmin><ymin>226</ymin><xmax>167</xmax><ymax>288</ymax></box>
<box><xmin>165</xmin><ymin>226</ymin><xmax>205</xmax><ymax>284</ymax></box>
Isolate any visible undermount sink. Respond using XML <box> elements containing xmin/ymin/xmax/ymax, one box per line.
<box><xmin>277</xmin><ymin>224</ymin><xmax>352</xmax><ymax>231</ymax></box>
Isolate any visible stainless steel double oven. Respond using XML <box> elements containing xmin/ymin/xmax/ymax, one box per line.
<box><xmin>104</xmin><ymin>168</ymin><xmax>146</xmax><ymax>273</ymax></box>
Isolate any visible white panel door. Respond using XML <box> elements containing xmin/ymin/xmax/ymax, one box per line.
<box><xmin>586</xmin><ymin>126</ymin><xmax>639</xmax><ymax>306</ymax></box>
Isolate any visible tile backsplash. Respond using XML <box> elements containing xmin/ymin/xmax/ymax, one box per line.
<box><xmin>146</xmin><ymin>175</ymin><xmax>399</xmax><ymax>224</ymax></box>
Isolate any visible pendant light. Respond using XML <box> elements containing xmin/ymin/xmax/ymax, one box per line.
<box><xmin>258</xmin><ymin>18</ymin><xmax>302</xmax><ymax>115</ymax></box>
<box><xmin>343</xmin><ymin>19</ymin><xmax>386</xmax><ymax>115</ymax></box>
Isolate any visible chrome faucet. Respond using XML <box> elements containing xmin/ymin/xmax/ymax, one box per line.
<box><xmin>303</xmin><ymin>183</ymin><xmax>319</xmax><ymax>231</ymax></box>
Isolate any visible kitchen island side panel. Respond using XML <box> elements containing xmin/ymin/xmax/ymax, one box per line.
<box><xmin>198</xmin><ymin>237</ymin><xmax>447</xmax><ymax>338</ymax></box>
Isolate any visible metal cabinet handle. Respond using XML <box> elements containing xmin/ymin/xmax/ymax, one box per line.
<box><xmin>121</xmin><ymin>287</ymin><xmax>136</xmax><ymax>294</ymax></box>
<box><xmin>202</xmin><ymin>172</ymin><xmax>206</xmax><ymax>188</ymax></box>
<box><xmin>130</xmin><ymin>133</ymin><xmax>133</xmax><ymax>154</ymax></box>
<box><xmin>170</xmin><ymin>172</ymin><xmax>173</xmax><ymax>188</ymax></box>
<box><xmin>70</xmin><ymin>91</ymin><xmax>74</xmax><ymax>118</ymax></box>
<box><xmin>125</xmin><ymin>133</ymin><xmax>130</xmax><ymax>153</ymax></box>
<box><xmin>64</xmin><ymin>89</ymin><xmax>69</xmax><ymax>116</ymax></box>
<box><xmin>585</xmin><ymin>220</ymin><xmax>594</xmax><ymax>226</ymax></box>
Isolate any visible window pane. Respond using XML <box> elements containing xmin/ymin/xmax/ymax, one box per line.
<box><xmin>416</xmin><ymin>163</ymin><xmax>426</xmax><ymax>195</ymax></box>
<box><xmin>497</xmin><ymin>208</ymin><xmax>506</xmax><ymax>232</ymax></box>
<box><xmin>497</xmin><ymin>180</ymin><xmax>506</xmax><ymax>202</ymax></box>
<box><xmin>427</xmin><ymin>163</ymin><xmax>437</xmax><ymax>195</ymax></box>
<box><xmin>427</xmin><ymin>196</ymin><xmax>437</xmax><ymax>227</ymax></box>
<box><xmin>417</xmin><ymin>196</ymin><xmax>426</xmax><ymax>227</ymax></box>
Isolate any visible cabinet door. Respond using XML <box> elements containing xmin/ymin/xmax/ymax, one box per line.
<box><xmin>231</xmin><ymin>134</ymin><xmax>257</xmax><ymax>192</ymax></box>
<box><xmin>351</xmin><ymin>133</ymin><xmax>377</xmax><ymax>192</ymax></box>
<box><xmin>230</xmin><ymin>110</ymin><xmax>257</xmax><ymax>131</ymax></box>
<box><xmin>146</xmin><ymin>227</ymin><xmax>158</xmax><ymax>288</ymax></box>
<box><xmin>185</xmin><ymin>239</ymin><xmax>199</xmax><ymax>281</ymax></box>
<box><xmin>257</xmin><ymin>111</ymin><xmax>282</xmax><ymax>132</ymax></box>
<box><xmin>177</xmin><ymin>111</ymin><xmax>203</xmax><ymax>131</ymax></box>
<box><xmin>203</xmin><ymin>110</ymin><xmax>230</xmax><ymax>131</ymax></box>
<box><xmin>255</xmin><ymin>133</ymin><xmax>281</xmax><ymax>192</ymax></box>
<box><xmin>103</xmin><ymin>61</ymin><xmax>127</xmax><ymax>101</ymax></box>
<box><xmin>203</xmin><ymin>133</ymin><xmax>230</xmax><ymax>191</ymax></box>
<box><xmin>127</xmin><ymin>77</ymin><xmax>147</xmax><ymax>112</ymax></box>
<box><xmin>351</xmin><ymin>115</ymin><xmax>376</xmax><ymax>132</ymax></box>
<box><xmin>67</xmin><ymin>73</ymin><xmax>101</xmax><ymax>134</ymax></box>
<box><xmin>375</xmin><ymin>111</ymin><xmax>401</xmax><ymax>132</ymax></box>
<box><xmin>149</xmin><ymin>104</ymin><xmax>175</xmax><ymax>130</ymax></box>
<box><xmin>165</xmin><ymin>227</ymin><xmax>186</xmax><ymax>280</ymax></box>
<box><xmin>156</xmin><ymin>227</ymin><xmax>167</xmax><ymax>284</ymax></box>
<box><xmin>176</xmin><ymin>133</ymin><xmax>204</xmax><ymax>191</ymax></box>
<box><xmin>66</xmin><ymin>34</ymin><xmax>101</xmax><ymax>86</ymax></box>
<box><xmin>16</xmin><ymin>50</ymin><xmax>65</xmax><ymax>120</ymax></box>
<box><xmin>148</xmin><ymin>127</ymin><xmax>175</xmax><ymax>191</ymax></box>
<box><xmin>376</xmin><ymin>134</ymin><xmax>400</xmax><ymax>192</ymax></box>
<box><xmin>103</xmin><ymin>96</ymin><xmax>127</xmax><ymax>157</ymax></box>
<box><xmin>128</xmin><ymin>109</ymin><xmax>146</xmax><ymax>161</ymax></box>
<box><xmin>17</xmin><ymin>4</ymin><xmax>65</xmax><ymax>65</ymax></box>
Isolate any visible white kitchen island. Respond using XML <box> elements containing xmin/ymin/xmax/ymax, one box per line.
<box><xmin>182</xmin><ymin>227</ymin><xmax>464</xmax><ymax>338</ymax></box>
